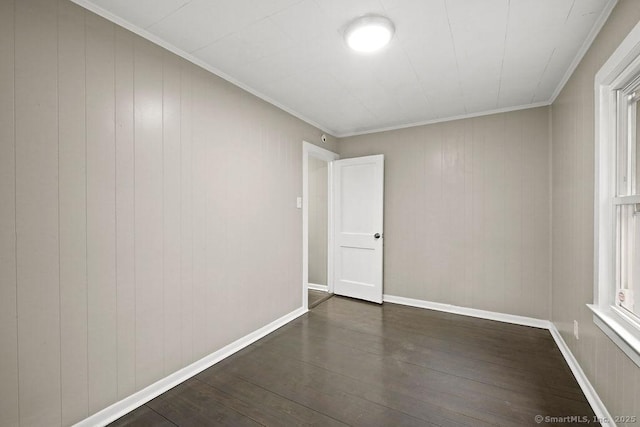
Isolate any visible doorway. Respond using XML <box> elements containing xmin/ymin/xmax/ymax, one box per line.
<box><xmin>302</xmin><ymin>142</ymin><xmax>339</xmax><ymax>310</ymax></box>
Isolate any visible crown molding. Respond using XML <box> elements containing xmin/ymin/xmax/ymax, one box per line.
<box><xmin>69</xmin><ymin>0</ymin><xmax>338</xmax><ymax>137</ymax></box>
<box><xmin>548</xmin><ymin>0</ymin><xmax>618</xmax><ymax>103</ymax></box>
<box><xmin>335</xmin><ymin>101</ymin><xmax>550</xmax><ymax>138</ymax></box>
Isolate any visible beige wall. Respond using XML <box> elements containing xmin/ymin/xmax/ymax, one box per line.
<box><xmin>2</xmin><ymin>0</ymin><xmax>639</xmax><ymax>425</ymax></box>
<box><xmin>339</xmin><ymin>107</ymin><xmax>551</xmax><ymax>319</ymax></box>
<box><xmin>551</xmin><ymin>0</ymin><xmax>640</xmax><ymax>420</ymax></box>
<box><xmin>0</xmin><ymin>1</ymin><xmax>336</xmax><ymax>426</ymax></box>
<box><xmin>308</xmin><ymin>157</ymin><xmax>328</xmax><ymax>286</ymax></box>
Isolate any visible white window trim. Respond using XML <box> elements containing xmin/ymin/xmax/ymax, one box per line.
<box><xmin>592</xmin><ymin>20</ymin><xmax>640</xmax><ymax>367</ymax></box>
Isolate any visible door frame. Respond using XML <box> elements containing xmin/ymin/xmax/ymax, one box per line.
<box><xmin>302</xmin><ymin>141</ymin><xmax>339</xmax><ymax>310</ymax></box>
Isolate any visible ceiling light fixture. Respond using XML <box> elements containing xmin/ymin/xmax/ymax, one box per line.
<box><xmin>345</xmin><ymin>15</ymin><xmax>395</xmax><ymax>54</ymax></box>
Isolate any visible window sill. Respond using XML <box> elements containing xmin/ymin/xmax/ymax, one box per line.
<box><xmin>587</xmin><ymin>304</ymin><xmax>640</xmax><ymax>367</ymax></box>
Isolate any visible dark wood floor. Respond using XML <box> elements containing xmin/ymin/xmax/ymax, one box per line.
<box><xmin>110</xmin><ymin>296</ymin><xmax>594</xmax><ymax>426</ymax></box>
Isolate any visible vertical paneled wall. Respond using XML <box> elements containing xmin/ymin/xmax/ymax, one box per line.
<box><xmin>58</xmin><ymin>2</ymin><xmax>89</xmax><ymax>421</ymax></box>
<box><xmin>0</xmin><ymin>0</ymin><xmax>18</xmax><ymax>425</ymax></box>
<box><xmin>339</xmin><ymin>108</ymin><xmax>551</xmax><ymax>320</ymax></box>
<box><xmin>551</xmin><ymin>0</ymin><xmax>640</xmax><ymax>420</ymax></box>
<box><xmin>0</xmin><ymin>1</ymin><xmax>335</xmax><ymax>425</ymax></box>
<box><xmin>14</xmin><ymin>2</ymin><xmax>61</xmax><ymax>426</ymax></box>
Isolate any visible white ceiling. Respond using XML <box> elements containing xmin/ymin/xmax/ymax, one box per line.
<box><xmin>77</xmin><ymin>0</ymin><xmax>615</xmax><ymax>136</ymax></box>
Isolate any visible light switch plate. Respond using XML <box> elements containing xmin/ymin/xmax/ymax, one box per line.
<box><xmin>296</xmin><ymin>197</ymin><xmax>302</xmax><ymax>209</ymax></box>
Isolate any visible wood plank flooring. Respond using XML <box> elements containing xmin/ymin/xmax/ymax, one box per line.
<box><xmin>110</xmin><ymin>296</ymin><xmax>594</xmax><ymax>426</ymax></box>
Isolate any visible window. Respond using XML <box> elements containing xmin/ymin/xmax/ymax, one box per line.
<box><xmin>615</xmin><ymin>85</ymin><xmax>640</xmax><ymax>320</ymax></box>
<box><xmin>592</xmin><ymin>22</ymin><xmax>640</xmax><ymax>367</ymax></box>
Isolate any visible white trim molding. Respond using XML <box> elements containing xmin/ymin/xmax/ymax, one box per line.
<box><xmin>549</xmin><ymin>0</ymin><xmax>618</xmax><ymax>103</ymax></box>
<box><xmin>302</xmin><ymin>141</ymin><xmax>339</xmax><ymax>311</ymax></box>
<box><xmin>592</xmin><ymin>18</ymin><xmax>640</xmax><ymax>368</ymax></box>
<box><xmin>69</xmin><ymin>0</ymin><xmax>337</xmax><ymax>137</ymax></box>
<box><xmin>308</xmin><ymin>283</ymin><xmax>329</xmax><ymax>292</ymax></box>
<box><xmin>70</xmin><ymin>0</ymin><xmax>617</xmax><ymax>140</ymax></box>
<box><xmin>336</xmin><ymin>101</ymin><xmax>550</xmax><ymax>138</ymax></box>
<box><xmin>589</xmin><ymin>305</ymin><xmax>640</xmax><ymax>367</ymax></box>
<box><xmin>548</xmin><ymin>324</ymin><xmax>614</xmax><ymax>425</ymax></box>
<box><xmin>383</xmin><ymin>294</ymin><xmax>613</xmax><ymax>426</ymax></box>
<box><xmin>73</xmin><ymin>291</ymin><xmax>615</xmax><ymax>426</ymax></box>
<box><xmin>73</xmin><ymin>307</ymin><xmax>307</xmax><ymax>427</ymax></box>
<box><xmin>383</xmin><ymin>294</ymin><xmax>549</xmax><ymax>329</ymax></box>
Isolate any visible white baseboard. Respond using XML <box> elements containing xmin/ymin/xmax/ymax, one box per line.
<box><xmin>74</xmin><ymin>306</ymin><xmax>308</xmax><ymax>427</ymax></box>
<box><xmin>75</xmin><ymin>293</ymin><xmax>613</xmax><ymax>427</ymax></box>
<box><xmin>308</xmin><ymin>283</ymin><xmax>329</xmax><ymax>292</ymax></box>
<box><xmin>383</xmin><ymin>294</ymin><xmax>612</xmax><ymax>426</ymax></box>
<box><xmin>383</xmin><ymin>294</ymin><xmax>550</xmax><ymax>329</ymax></box>
<box><xmin>548</xmin><ymin>324</ymin><xmax>613</xmax><ymax>426</ymax></box>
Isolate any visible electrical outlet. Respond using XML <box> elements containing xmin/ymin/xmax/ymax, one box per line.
<box><xmin>574</xmin><ymin>320</ymin><xmax>579</xmax><ymax>340</ymax></box>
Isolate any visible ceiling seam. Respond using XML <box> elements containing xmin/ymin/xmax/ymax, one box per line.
<box><xmin>496</xmin><ymin>0</ymin><xmax>511</xmax><ymax>108</ymax></box>
<box><xmin>443</xmin><ymin>0</ymin><xmax>466</xmax><ymax>114</ymax></box>
<box><xmin>532</xmin><ymin>48</ymin><xmax>557</xmax><ymax>104</ymax></box>
<box><xmin>548</xmin><ymin>0</ymin><xmax>618</xmax><ymax>104</ymax></box>
<box><xmin>144</xmin><ymin>0</ymin><xmax>193</xmax><ymax>30</ymax></box>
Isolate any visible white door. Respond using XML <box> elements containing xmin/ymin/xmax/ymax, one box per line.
<box><xmin>332</xmin><ymin>155</ymin><xmax>384</xmax><ymax>303</ymax></box>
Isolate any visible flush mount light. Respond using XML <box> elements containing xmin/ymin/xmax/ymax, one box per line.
<box><xmin>345</xmin><ymin>15</ymin><xmax>395</xmax><ymax>53</ymax></box>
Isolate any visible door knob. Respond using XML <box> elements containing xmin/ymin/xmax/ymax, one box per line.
<box><xmin>374</xmin><ymin>233</ymin><xmax>381</xmax><ymax>239</ymax></box>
